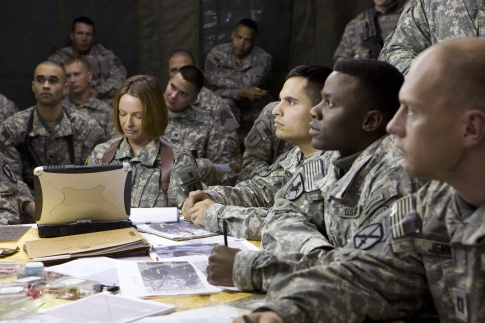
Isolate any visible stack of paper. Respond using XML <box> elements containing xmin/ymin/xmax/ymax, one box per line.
<box><xmin>130</xmin><ymin>208</ymin><xmax>179</xmax><ymax>224</ymax></box>
<box><xmin>136</xmin><ymin>221</ymin><xmax>217</xmax><ymax>240</ymax></box>
<box><xmin>24</xmin><ymin>228</ymin><xmax>149</xmax><ymax>262</ymax></box>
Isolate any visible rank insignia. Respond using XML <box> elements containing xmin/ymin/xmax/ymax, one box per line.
<box><xmin>390</xmin><ymin>196</ymin><xmax>419</xmax><ymax>239</ymax></box>
<box><xmin>284</xmin><ymin>173</ymin><xmax>304</xmax><ymax>200</ymax></box>
<box><xmin>353</xmin><ymin>223</ymin><xmax>383</xmax><ymax>250</ymax></box>
<box><xmin>303</xmin><ymin>159</ymin><xmax>323</xmax><ymax>192</ymax></box>
<box><xmin>3</xmin><ymin>163</ymin><xmax>16</xmax><ymax>183</ymax></box>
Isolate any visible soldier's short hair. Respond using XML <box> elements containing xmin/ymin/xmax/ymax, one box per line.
<box><xmin>286</xmin><ymin>66</ymin><xmax>333</xmax><ymax>107</ymax></box>
<box><xmin>169</xmin><ymin>50</ymin><xmax>196</xmax><ymax>65</ymax></box>
<box><xmin>237</xmin><ymin>18</ymin><xmax>258</xmax><ymax>34</ymax></box>
<box><xmin>64</xmin><ymin>55</ymin><xmax>91</xmax><ymax>72</ymax></box>
<box><xmin>334</xmin><ymin>59</ymin><xmax>404</xmax><ymax>120</ymax></box>
<box><xmin>72</xmin><ymin>16</ymin><xmax>95</xmax><ymax>33</ymax></box>
<box><xmin>176</xmin><ymin>66</ymin><xmax>204</xmax><ymax>94</ymax></box>
<box><xmin>36</xmin><ymin>61</ymin><xmax>66</xmax><ymax>82</ymax></box>
<box><xmin>112</xmin><ymin>75</ymin><xmax>168</xmax><ymax>139</ymax></box>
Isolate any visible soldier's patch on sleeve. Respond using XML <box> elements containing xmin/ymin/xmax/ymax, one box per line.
<box><xmin>414</xmin><ymin>238</ymin><xmax>452</xmax><ymax>258</ymax></box>
<box><xmin>0</xmin><ymin>127</ymin><xmax>10</xmax><ymax>143</ymax></box>
<box><xmin>216</xmin><ymin>108</ymin><xmax>239</xmax><ymax>133</ymax></box>
<box><xmin>390</xmin><ymin>196</ymin><xmax>419</xmax><ymax>240</ymax></box>
<box><xmin>256</xmin><ymin>120</ymin><xmax>272</xmax><ymax>139</ymax></box>
<box><xmin>3</xmin><ymin>163</ymin><xmax>17</xmax><ymax>183</ymax></box>
<box><xmin>284</xmin><ymin>173</ymin><xmax>304</xmax><ymax>200</ymax></box>
<box><xmin>246</xmin><ymin>127</ymin><xmax>263</xmax><ymax>147</ymax></box>
<box><xmin>353</xmin><ymin>223</ymin><xmax>383</xmax><ymax>250</ymax></box>
<box><xmin>258</xmin><ymin>151</ymin><xmax>288</xmax><ymax>177</ymax></box>
<box><xmin>303</xmin><ymin>159</ymin><xmax>323</xmax><ymax>192</ymax></box>
<box><xmin>452</xmin><ymin>288</ymin><xmax>468</xmax><ymax>322</ymax></box>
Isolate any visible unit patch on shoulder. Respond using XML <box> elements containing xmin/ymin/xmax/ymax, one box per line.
<box><xmin>303</xmin><ymin>159</ymin><xmax>323</xmax><ymax>192</ymax></box>
<box><xmin>284</xmin><ymin>173</ymin><xmax>304</xmax><ymax>200</ymax></box>
<box><xmin>246</xmin><ymin>127</ymin><xmax>263</xmax><ymax>147</ymax></box>
<box><xmin>0</xmin><ymin>127</ymin><xmax>10</xmax><ymax>143</ymax></box>
<box><xmin>390</xmin><ymin>196</ymin><xmax>419</xmax><ymax>240</ymax></box>
<box><xmin>216</xmin><ymin>108</ymin><xmax>239</xmax><ymax>133</ymax></box>
<box><xmin>353</xmin><ymin>223</ymin><xmax>383</xmax><ymax>250</ymax></box>
<box><xmin>3</xmin><ymin>163</ymin><xmax>17</xmax><ymax>183</ymax></box>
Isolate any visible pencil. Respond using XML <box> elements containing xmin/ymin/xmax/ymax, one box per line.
<box><xmin>223</xmin><ymin>219</ymin><xmax>228</xmax><ymax>247</ymax></box>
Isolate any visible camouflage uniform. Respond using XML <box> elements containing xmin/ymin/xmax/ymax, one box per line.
<box><xmin>195</xmin><ymin>87</ymin><xmax>239</xmax><ymax>156</ymax></box>
<box><xmin>62</xmin><ymin>95</ymin><xmax>119</xmax><ymax>140</ymax></box>
<box><xmin>0</xmin><ymin>106</ymin><xmax>106</xmax><ymax>205</ymax></box>
<box><xmin>379</xmin><ymin>0</ymin><xmax>485</xmax><ymax>75</ymax></box>
<box><xmin>88</xmin><ymin>137</ymin><xmax>203</xmax><ymax>209</ymax></box>
<box><xmin>165</xmin><ymin>105</ymin><xmax>234</xmax><ymax>186</ymax></box>
<box><xmin>240</xmin><ymin>101</ymin><xmax>295</xmax><ymax>181</ymax></box>
<box><xmin>255</xmin><ymin>180</ymin><xmax>485</xmax><ymax>322</ymax></box>
<box><xmin>205</xmin><ymin>43</ymin><xmax>273</xmax><ymax>101</ymax></box>
<box><xmin>232</xmin><ymin>135</ymin><xmax>426</xmax><ymax>292</ymax></box>
<box><xmin>334</xmin><ymin>2</ymin><xmax>401</xmax><ymax>64</ymax></box>
<box><xmin>0</xmin><ymin>94</ymin><xmax>19</xmax><ymax>124</ymax></box>
<box><xmin>48</xmin><ymin>44</ymin><xmax>127</xmax><ymax>99</ymax></box>
<box><xmin>203</xmin><ymin>147</ymin><xmax>325</xmax><ymax>240</ymax></box>
<box><xmin>0</xmin><ymin>152</ymin><xmax>21</xmax><ymax>225</ymax></box>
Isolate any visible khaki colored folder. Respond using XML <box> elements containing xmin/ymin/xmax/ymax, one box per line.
<box><xmin>24</xmin><ymin>228</ymin><xmax>149</xmax><ymax>262</ymax></box>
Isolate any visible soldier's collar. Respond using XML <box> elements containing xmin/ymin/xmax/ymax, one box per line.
<box><xmin>169</xmin><ymin>106</ymin><xmax>193</xmax><ymax>118</ymax></box>
<box><xmin>34</xmin><ymin>107</ymin><xmax>66</xmax><ymax>134</ymax></box>
<box><xmin>454</xmin><ymin>193</ymin><xmax>477</xmax><ymax>222</ymax></box>
<box><xmin>67</xmin><ymin>93</ymin><xmax>96</xmax><ymax>108</ymax></box>
<box><xmin>372</xmin><ymin>1</ymin><xmax>398</xmax><ymax>16</ymax></box>
<box><xmin>332</xmin><ymin>151</ymin><xmax>362</xmax><ymax>175</ymax></box>
<box><xmin>120</xmin><ymin>137</ymin><xmax>159</xmax><ymax>166</ymax></box>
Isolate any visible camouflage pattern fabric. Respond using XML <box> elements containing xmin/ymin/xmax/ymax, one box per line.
<box><xmin>233</xmin><ymin>135</ymin><xmax>427</xmax><ymax>292</ymax></box>
<box><xmin>334</xmin><ymin>3</ymin><xmax>401</xmax><ymax>64</ymax></box>
<box><xmin>195</xmin><ymin>87</ymin><xmax>239</xmax><ymax>156</ymax></box>
<box><xmin>165</xmin><ymin>105</ymin><xmax>234</xmax><ymax>185</ymax></box>
<box><xmin>0</xmin><ymin>94</ymin><xmax>19</xmax><ymax>124</ymax></box>
<box><xmin>88</xmin><ymin>137</ymin><xmax>203</xmax><ymax>209</ymax></box>
<box><xmin>63</xmin><ymin>95</ymin><xmax>119</xmax><ymax>140</ymax></box>
<box><xmin>205</xmin><ymin>43</ymin><xmax>273</xmax><ymax>100</ymax></box>
<box><xmin>0</xmin><ymin>151</ymin><xmax>21</xmax><ymax>225</ymax></box>
<box><xmin>379</xmin><ymin>0</ymin><xmax>485</xmax><ymax>75</ymax></box>
<box><xmin>0</xmin><ymin>106</ymin><xmax>106</xmax><ymax>205</ymax></box>
<box><xmin>253</xmin><ymin>180</ymin><xmax>485</xmax><ymax>322</ymax></box>
<box><xmin>203</xmin><ymin>147</ymin><xmax>325</xmax><ymax>240</ymax></box>
<box><xmin>48</xmin><ymin>44</ymin><xmax>127</xmax><ymax>99</ymax></box>
<box><xmin>240</xmin><ymin>102</ymin><xmax>295</xmax><ymax>181</ymax></box>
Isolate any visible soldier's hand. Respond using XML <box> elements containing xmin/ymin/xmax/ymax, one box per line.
<box><xmin>190</xmin><ymin>199</ymin><xmax>215</xmax><ymax>227</ymax></box>
<box><xmin>239</xmin><ymin>87</ymin><xmax>267</xmax><ymax>102</ymax></box>
<box><xmin>181</xmin><ymin>190</ymin><xmax>212</xmax><ymax>220</ymax></box>
<box><xmin>233</xmin><ymin>312</ymin><xmax>284</xmax><ymax>323</ymax></box>
<box><xmin>207</xmin><ymin>245</ymin><xmax>240</xmax><ymax>286</ymax></box>
<box><xmin>23</xmin><ymin>201</ymin><xmax>36</xmax><ymax>220</ymax></box>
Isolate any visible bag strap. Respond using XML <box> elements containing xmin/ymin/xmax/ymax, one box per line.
<box><xmin>102</xmin><ymin>137</ymin><xmax>174</xmax><ymax>206</ymax></box>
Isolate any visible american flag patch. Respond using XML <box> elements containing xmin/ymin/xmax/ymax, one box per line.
<box><xmin>256</xmin><ymin>121</ymin><xmax>271</xmax><ymax>140</ymax></box>
<box><xmin>0</xmin><ymin>128</ymin><xmax>9</xmax><ymax>142</ymax></box>
<box><xmin>390</xmin><ymin>196</ymin><xmax>419</xmax><ymax>239</ymax></box>
<box><xmin>303</xmin><ymin>159</ymin><xmax>323</xmax><ymax>192</ymax></box>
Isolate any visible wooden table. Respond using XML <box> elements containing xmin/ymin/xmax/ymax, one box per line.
<box><xmin>1</xmin><ymin>227</ymin><xmax>264</xmax><ymax>312</ymax></box>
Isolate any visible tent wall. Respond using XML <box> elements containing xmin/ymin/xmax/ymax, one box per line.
<box><xmin>0</xmin><ymin>0</ymin><xmax>406</xmax><ymax>111</ymax></box>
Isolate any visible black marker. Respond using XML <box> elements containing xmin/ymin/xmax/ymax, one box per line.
<box><xmin>223</xmin><ymin>219</ymin><xmax>228</xmax><ymax>247</ymax></box>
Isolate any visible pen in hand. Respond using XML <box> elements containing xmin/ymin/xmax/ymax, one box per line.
<box><xmin>223</xmin><ymin>219</ymin><xmax>228</xmax><ymax>247</ymax></box>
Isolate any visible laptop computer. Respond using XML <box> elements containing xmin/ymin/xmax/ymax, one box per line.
<box><xmin>34</xmin><ymin>163</ymin><xmax>132</xmax><ymax>237</ymax></box>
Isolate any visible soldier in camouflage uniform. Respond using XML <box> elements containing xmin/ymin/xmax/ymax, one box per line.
<box><xmin>0</xmin><ymin>152</ymin><xmax>21</xmax><ymax>225</ymax></box>
<box><xmin>164</xmin><ymin>66</ymin><xmax>234</xmax><ymax>186</ymax></box>
<box><xmin>207</xmin><ymin>60</ymin><xmax>425</xmax><ymax>290</ymax></box>
<box><xmin>48</xmin><ymin>17</ymin><xmax>127</xmax><ymax>101</ymax></box>
<box><xmin>379</xmin><ymin>0</ymin><xmax>485</xmax><ymax>75</ymax></box>
<box><xmin>0</xmin><ymin>93</ymin><xmax>19</xmax><ymax>124</ymax></box>
<box><xmin>234</xmin><ymin>38</ymin><xmax>485</xmax><ymax>323</ymax></box>
<box><xmin>63</xmin><ymin>56</ymin><xmax>119</xmax><ymax>140</ymax></box>
<box><xmin>168</xmin><ymin>50</ymin><xmax>240</xmax><ymax>156</ymax></box>
<box><xmin>181</xmin><ymin>66</ymin><xmax>332</xmax><ymax>240</ymax></box>
<box><xmin>205</xmin><ymin>18</ymin><xmax>273</xmax><ymax>131</ymax></box>
<box><xmin>238</xmin><ymin>101</ymin><xmax>295</xmax><ymax>182</ymax></box>
<box><xmin>334</xmin><ymin>0</ymin><xmax>401</xmax><ymax>64</ymax></box>
<box><xmin>0</xmin><ymin>61</ymin><xmax>106</xmax><ymax>221</ymax></box>
<box><xmin>88</xmin><ymin>74</ymin><xmax>203</xmax><ymax>209</ymax></box>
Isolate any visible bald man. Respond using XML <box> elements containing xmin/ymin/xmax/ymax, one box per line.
<box><xmin>0</xmin><ymin>61</ymin><xmax>106</xmax><ymax>221</ymax></box>
<box><xmin>235</xmin><ymin>37</ymin><xmax>485</xmax><ymax>322</ymax></box>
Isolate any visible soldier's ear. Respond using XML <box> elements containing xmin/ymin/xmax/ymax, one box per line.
<box><xmin>462</xmin><ymin>109</ymin><xmax>485</xmax><ymax>148</ymax></box>
<box><xmin>362</xmin><ymin>110</ymin><xmax>383</xmax><ymax>132</ymax></box>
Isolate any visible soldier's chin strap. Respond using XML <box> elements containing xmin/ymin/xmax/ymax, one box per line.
<box><xmin>102</xmin><ymin>137</ymin><xmax>174</xmax><ymax>207</ymax></box>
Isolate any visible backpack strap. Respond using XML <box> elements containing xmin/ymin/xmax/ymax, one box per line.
<box><xmin>101</xmin><ymin>137</ymin><xmax>174</xmax><ymax>206</ymax></box>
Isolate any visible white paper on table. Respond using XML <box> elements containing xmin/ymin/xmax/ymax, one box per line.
<box><xmin>142</xmin><ymin>232</ymin><xmax>259</xmax><ymax>249</ymax></box>
<box><xmin>117</xmin><ymin>260</ymin><xmax>222</xmax><ymax>297</ymax></box>
<box><xmin>130</xmin><ymin>208</ymin><xmax>179</xmax><ymax>224</ymax></box>
<box><xmin>135</xmin><ymin>304</ymin><xmax>250</xmax><ymax>323</ymax></box>
<box><xmin>136</xmin><ymin>222</ymin><xmax>216</xmax><ymax>240</ymax></box>
<box><xmin>31</xmin><ymin>292</ymin><xmax>175</xmax><ymax>323</ymax></box>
